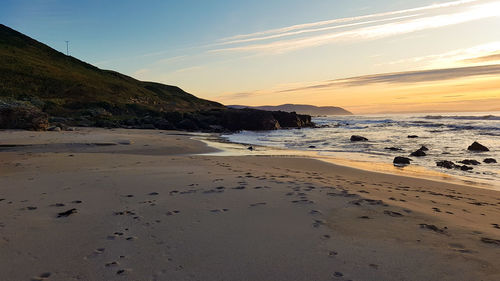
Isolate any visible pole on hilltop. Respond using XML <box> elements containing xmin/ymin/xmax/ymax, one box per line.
<box><xmin>65</xmin><ymin>41</ymin><xmax>69</xmax><ymax>56</ymax></box>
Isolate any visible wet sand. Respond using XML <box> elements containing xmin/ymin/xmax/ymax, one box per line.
<box><xmin>0</xmin><ymin>128</ymin><xmax>499</xmax><ymax>281</ymax></box>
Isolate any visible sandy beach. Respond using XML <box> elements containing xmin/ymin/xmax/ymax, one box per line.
<box><xmin>1</xmin><ymin>128</ymin><xmax>499</xmax><ymax>281</ymax></box>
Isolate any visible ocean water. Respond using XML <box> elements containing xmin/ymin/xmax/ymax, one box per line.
<box><xmin>222</xmin><ymin>112</ymin><xmax>500</xmax><ymax>189</ymax></box>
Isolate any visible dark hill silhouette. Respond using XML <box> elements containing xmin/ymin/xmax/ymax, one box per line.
<box><xmin>229</xmin><ymin>104</ymin><xmax>352</xmax><ymax>115</ymax></box>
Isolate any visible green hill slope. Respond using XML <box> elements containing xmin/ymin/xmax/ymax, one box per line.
<box><xmin>0</xmin><ymin>24</ymin><xmax>223</xmax><ymax>119</ymax></box>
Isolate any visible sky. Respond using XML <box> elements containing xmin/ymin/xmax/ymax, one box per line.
<box><xmin>2</xmin><ymin>0</ymin><xmax>500</xmax><ymax>114</ymax></box>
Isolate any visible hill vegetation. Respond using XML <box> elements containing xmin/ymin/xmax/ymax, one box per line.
<box><xmin>0</xmin><ymin>24</ymin><xmax>222</xmax><ymax>117</ymax></box>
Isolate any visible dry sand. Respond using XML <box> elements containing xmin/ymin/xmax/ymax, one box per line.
<box><xmin>0</xmin><ymin>128</ymin><xmax>499</xmax><ymax>281</ymax></box>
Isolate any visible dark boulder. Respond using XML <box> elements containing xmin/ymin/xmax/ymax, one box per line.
<box><xmin>458</xmin><ymin>159</ymin><xmax>481</xmax><ymax>165</ymax></box>
<box><xmin>0</xmin><ymin>102</ymin><xmax>48</xmax><ymax>131</ymax></box>
<box><xmin>484</xmin><ymin>158</ymin><xmax>497</xmax><ymax>164</ymax></box>
<box><xmin>219</xmin><ymin>109</ymin><xmax>280</xmax><ymax>131</ymax></box>
<box><xmin>467</xmin><ymin>141</ymin><xmax>489</xmax><ymax>152</ymax></box>
<box><xmin>459</xmin><ymin>165</ymin><xmax>473</xmax><ymax>171</ymax></box>
<box><xmin>408</xmin><ymin>135</ymin><xmax>419</xmax><ymax>138</ymax></box>
<box><xmin>385</xmin><ymin>147</ymin><xmax>403</xmax><ymax>151</ymax></box>
<box><xmin>350</xmin><ymin>135</ymin><xmax>368</xmax><ymax>142</ymax></box>
<box><xmin>394</xmin><ymin>156</ymin><xmax>411</xmax><ymax>165</ymax></box>
<box><xmin>410</xmin><ymin>149</ymin><xmax>426</xmax><ymax>157</ymax></box>
<box><xmin>419</xmin><ymin>146</ymin><xmax>429</xmax><ymax>151</ymax></box>
<box><xmin>436</xmin><ymin>160</ymin><xmax>474</xmax><ymax>171</ymax></box>
<box><xmin>271</xmin><ymin>111</ymin><xmax>312</xmax><ymax>128</ymax></box>
<box><xmin>436</xmin><ymin>160</ymin><xmax>457</xmax><ymax>169</ymax></box>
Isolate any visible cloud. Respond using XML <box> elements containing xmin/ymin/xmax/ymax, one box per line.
<box><xmin>462</xmin><ymin>53</ymin><xmax>500</xmax><ymax>63</ymax></box>
<box><xmin>280</xmin><ymin>64</ymin><xmax>500</xmax><ymax>91</ymax></box>
<box><xmin>211</xmin><ymin>0</ymin><xmax>500</xmax><ymax>54</ymax></box>
<box><xmin>218</xmin><ymin>0</ymin><xmax>478</xmax><ymax>43</ymax></box>
<box><xmin>382</xmin><ymin>41</ymin><xmax>500</xmax><ymax>68</ymax></box>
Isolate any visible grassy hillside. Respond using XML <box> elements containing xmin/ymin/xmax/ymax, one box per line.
<box><xmin>0</xmin><ymin>24</ymin><xmax>223</xmax><ymax>119</ymax></box>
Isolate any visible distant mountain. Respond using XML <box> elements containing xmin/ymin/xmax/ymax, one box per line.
<box><xmin>229</xmin><ymin>104</ymin><xmax>352</xmax><ymax>116</ymax></box>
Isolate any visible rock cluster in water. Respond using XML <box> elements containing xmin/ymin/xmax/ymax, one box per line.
<box><xmin>468</xmin><ymin>141</ymin><xmax>489</xmax><ymax>152</ymax></box>
<box><xmin>350</xmin><ymin>135</ymin><xmax>368</xmax><ymax>142</ymax></box>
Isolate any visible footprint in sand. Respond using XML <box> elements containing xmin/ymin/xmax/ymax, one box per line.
<box><xmin>57</xmin><ymin>208</ymin><xmax>77</xmax><ymax>218</ymax></box>
<box><xmin>383</xmin><ymin>210</ymin><xmax>403</xmax><ymax>217</ymax></box>
<box><xmin>419</xmin><ymin>224</ymin><xmax>447</xmax><ymax>234</ymax></box>
<box><xmin>105</xmin><ymin>261</ymin><xmax>120</xmax><ymax>267</ymax></box>
<box><xmin>328</xmin><ymin>250</ymin><xmax>338</xmax><ymax>257</ymax></box>
<box><xmin>249</xmin><ymin>202</ymin><xmax>267</xmax><ymax>207</ymax></box>
<box><xmin>31</xmin><ymin>272</ymin><xmax>51</xmax><ymax>281</ymax></box>
<box><xmin>210</xmin><ymin>209</ymin><xmax>229</xmax><ymax>213</ymax></box>
<box><xmin>84</xmin><ymin>248</ymin><xmax>105</xmax><ymax>260</ymax></box>
<box><xmin>480</xmin><ymin>237</ymin><xmax>500</xmax><ymax>246</ymax></box>
<box><xmin>116</xmin><ymin>268</ymin><xmax>131</xmax><ymax>275</ymax></box>
<box><xmin>333</xmin><ymin>271</ymin><xmax>344</xmax><ymax>278</ymax></box>
<box><xmin>166</xmin><ymin>210</ymin><xmax>180</xmax><ymax>216</ymax></box>
<box><xmin>50</xmin><ymin>203</ymin><xmax>65</xmax><ymax>207</ymax></box>
<box><xmin>312</xmin><ymin>219</ymin><xmax>326</xmax><ymax>228</ymax></box>
<box><xmin>309</xmin><ymin>210</ymin><xmax>322</xmax><ymax>215</ymax></box>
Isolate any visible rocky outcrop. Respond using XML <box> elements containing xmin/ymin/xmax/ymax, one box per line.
<box><xmin>218</xmin><ymin>109</ymin><xmax>313</xmax><ymax>131</ymax></box>
<box><xmin>484</xmin><ymin>158</ymin><xmax>497</xmax><ymax>164</ymax></box>
<box><xmin>385</xmin><ymin>147</ymin><xmax>403</xmax><ymax>151</ymax></box>
<box><xmin>468</xmin><ymin>142</ymin><xmax>489</xmax><ymax>151</ymax></box>
<box><xmin>394</xmin><ymin>157</ymin><xmax>411</xmax><ymax>165</ymax></box>
<box><xmin>436</xmin><ymin>160</ymin><xmax>473</xmax><ymax>171</ymax></box>
<box><xmin>350</xmin><ymin>135</ymin><xmax>368</xmax><ymax>142</ymax></box>
<box><xmin>458</xmin><ymin>159</ymin><xmax>481</xmax><ymax>165</ymax></box>
<box><xmin>410</xmin><ymin>149</ymin><xmax>426</xmax><ymax>157</ymax></box>
<box><xmin>0</xmin><ymin>101</ymin><xmax>48</xmax><ymax>131</ymax></box>
<box><xmin>46</xmin><ymin>108</ymin><xmax>313</xmax><ymax>132</ymax></box>
<box><xmin>270</xmin><ymin>111</ymin><xmax>312</xmax><ymax>128</ymax></box>
<box><xmin>219</xmin><ymin>109</ymin><xmax>280</xmax><ymax>131</ymax></box>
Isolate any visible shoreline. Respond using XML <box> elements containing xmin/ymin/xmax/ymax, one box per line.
<box><xmin>1</xmin><ymin>128</ymin><xmax>500</xmax><ymax>280</ymax></box>
<box><xmin>197</xmin><ymin>134</ymin><xmax>500</xmax><ymax>191</ymax></box>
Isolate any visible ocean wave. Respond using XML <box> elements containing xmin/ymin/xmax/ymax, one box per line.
<box><xmin>423</xmin><ymin>115</ymin><xmax>500</xmax><ymax>121</ymax></box>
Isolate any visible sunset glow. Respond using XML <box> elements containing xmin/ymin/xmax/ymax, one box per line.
<box><xmin>3</xmin><ymin>0</ymin><xmax>500</xmax><ymax>114</ymax></box>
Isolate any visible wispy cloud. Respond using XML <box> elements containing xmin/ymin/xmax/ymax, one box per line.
<box><xmin>210</xmin><ymin>0</ymin><xmax>500</xmax><ymax>54</ymax></box>
<box><xmin>375</xmin><ymin>41</ymin><xmax>500</xmax><ymax>73</ymax></box>
<box><xmin>462</xmin><ymin>53</ymin><xmax>500</xmax><ymax>63</ymax></box>
<box><xmin>218</xmin><ymin>0</ymin><xmax>478</xmax><ymax>43</ymax></box>
<box><xmin>280</xmin><ymin>64</ymin><xmax>500</xmax><ymax>91</ymax></box>
<box><xmin>219</xmin><ymin>63</ymin><xmax>500</xmax><ymax>101</ymax></box>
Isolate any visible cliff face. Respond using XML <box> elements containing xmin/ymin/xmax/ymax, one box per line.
<box><xmin>218</xmin><ymin>109</ymin><xmax>313</xmax><ymax>131</ymax></box>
